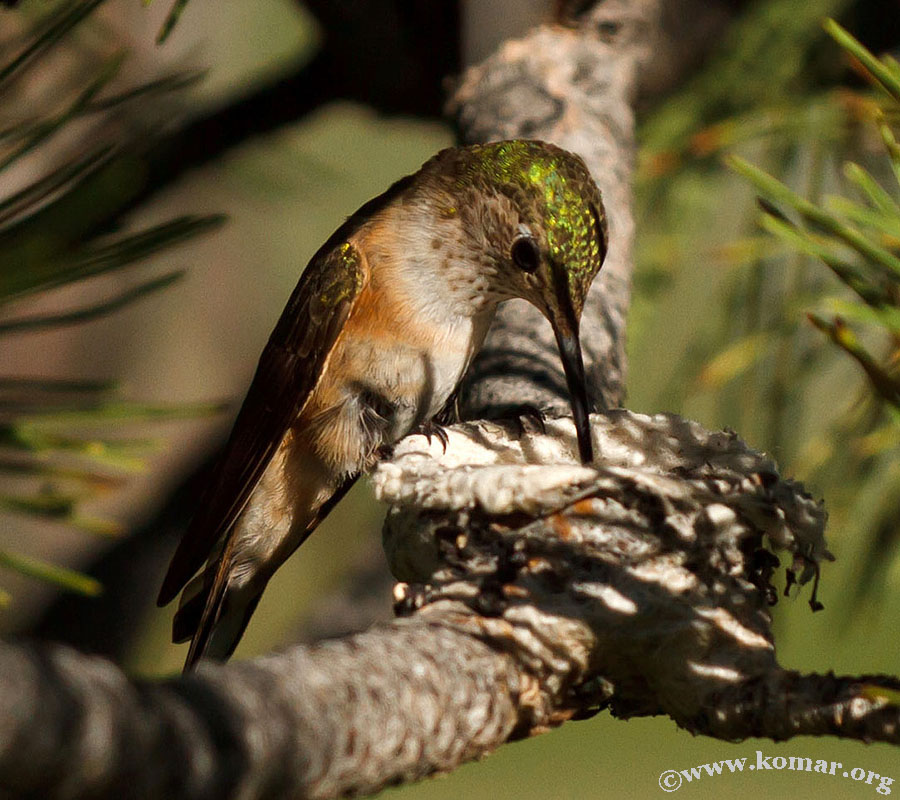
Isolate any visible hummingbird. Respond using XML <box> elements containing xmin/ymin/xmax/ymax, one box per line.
<box><xmin>157</xmin><ymin>139</ymin><xmax>608</xmax><ymax>670</ymax></box>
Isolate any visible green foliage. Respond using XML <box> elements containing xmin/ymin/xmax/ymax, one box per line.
<box><xmin>154</xmin><ymin>0</ymin><xmax>191</xmax><ymax>44</ymax></box>
<box><xmin>0</xmin><ymin>1</ymin><xmax>223</xmax><ymax>599</ymax></box>
<box><xmin>719</xmin><ymin>21</ymin><xmax>900</xmax><ymax>599</ymax></box>
<box><xmin>0</xmin><ymin>0</ymin><xmax>107</xmax><ymax>92</ymax></box>
<box><xmin>639</xmin><ymin>0</ymin><xmax>854</xmax><ymax>179</ymax></box>
<box><xmin>629</xmin><ymin>3</ymin><xmax>900</xmax><ymax>612</ymax></box>
<box><xmin>729</xmin><ymin>20</ymin><xmax>900</xmax><ymax>419</ymax></box>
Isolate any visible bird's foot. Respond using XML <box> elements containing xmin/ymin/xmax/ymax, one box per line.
<box><xmin>485</xmin><ymin>403</ymin><xmax>547</xmax><ymax>437</ymax></box>
<box><xmin>432</xmin><ymin>390</ymin><xmax>460</xmax><ymax>426</ymax></box>
<box><xmin>375</xmin><ymin>442</ymin><xmax>396</xmax><ymax>461</ymax></box>
<box><xmin>416</xmin><ymin>419</ymin><xmax>451</xmax><ymax>453</ymax></box>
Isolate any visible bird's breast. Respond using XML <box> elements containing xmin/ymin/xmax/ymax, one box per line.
<box><xmin>300</xmin><ymin>281</ymin><xmax>492</xmax><ymax>474</ymax></box>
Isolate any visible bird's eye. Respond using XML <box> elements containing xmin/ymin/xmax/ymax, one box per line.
<box><xmin>511</xmin><ymin>235</ymin><xmax>540</xmax><ymax>273</ymax></box>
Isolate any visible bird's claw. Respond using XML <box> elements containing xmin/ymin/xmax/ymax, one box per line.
<box><xmin>418</xmin><ymin>419</ymin><xmax>450</xmax><ymax>453</ymax></box>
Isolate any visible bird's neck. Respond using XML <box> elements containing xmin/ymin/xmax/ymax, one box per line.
<box><xmin>359</xmin><ymin>199</ymin><xmax>503</xmax><ymax>326</ymax></box>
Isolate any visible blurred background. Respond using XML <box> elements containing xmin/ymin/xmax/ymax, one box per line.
<box><xmin>1</xmin><ymin>0</ymin><xmax>898</xmax><ymax>797</ymax></box>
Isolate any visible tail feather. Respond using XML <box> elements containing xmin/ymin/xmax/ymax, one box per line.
<box><xmin>188</xmin><ymin>592</ymin><xmax>260</xmax><ymax>667</ymax></box>
<box><xmin>182</xmin><ymin>535</ymin><xmax>239</xmax><ymax>671</ymax></box>
<box><xmin>174</xmin><ymin>570</ymin><xmax>261</xmax><ymax>669</ymax></box>
<box><xmin>172</xmin><ymin>574</ymin><xmax>205</xmax><ymax>644</ymax></box>
<box><xmin>175</xmin><ymin>474</ymin><xmax>361</xmax><ymax>671</ymax></box>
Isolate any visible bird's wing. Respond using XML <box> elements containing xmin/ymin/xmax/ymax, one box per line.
<box><xmin>157</xmin><ymin>241</ymin><xmax>367</xmax><ymax>606</ymax></box>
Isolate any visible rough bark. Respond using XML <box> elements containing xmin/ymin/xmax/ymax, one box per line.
<box><xmin>3</xmin><ymin>2</ymin><xmax>899</xmax><ymax>800</ymax></box>
<box><xmin>0</xmin><ymin>624</ymin><xmax>520</xmax><ymax>800</ymax></box>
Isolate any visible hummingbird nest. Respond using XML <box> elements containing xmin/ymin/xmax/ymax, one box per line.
<box><xmin>373</xmin><ymin>409</ymin><xmax>847</xmax><ymax>737</ymax></box>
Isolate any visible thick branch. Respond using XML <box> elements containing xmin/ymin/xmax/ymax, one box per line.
<box><xmin>0</xmin><ymin>622</ymin><xmax>520</xmax><ymax>800</ymax></box>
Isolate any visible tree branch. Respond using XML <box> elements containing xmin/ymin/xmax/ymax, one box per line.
<box><xmin>0</xmin><ymin>622</ymin><xmax>520</xmax><ymax>799</ymax></box>
<box><xmin>3</xmin><ymin>410</ymin><xmax>896</xmax><ymax>800</ymax></box>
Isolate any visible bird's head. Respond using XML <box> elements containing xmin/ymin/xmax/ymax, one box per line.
<box><xmin>424</xmin><ymin>140</ymin><xmax>608</xmax><ymax>463</ymax></box>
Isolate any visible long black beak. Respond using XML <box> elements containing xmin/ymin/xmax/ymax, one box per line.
<box><xmin>551</xmin><ymin>311</ymin><xmax>594</xmax><ymax>464</ymax></box>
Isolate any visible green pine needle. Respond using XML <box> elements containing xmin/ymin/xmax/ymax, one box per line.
<box><xmin>825</xmin><ymin>195</ymin><xmax>900</xmax><ymax>241</ymax></box>
<box><xmin>0</xmin><ymin>377</ymin><xmax>115</xmax><ymax>394</ymax></box>
<box><xmin>876</xmin><ymin>115</ymin><xmax>900</xmax><ymax>187</ymax></box>
<box><xmin>0</xmin><ymin>214</ymin><xmax>225</xmax><ymax>303</ymax></box>
<box><xmin>156</xmin><ymin>0</ymin><xmax>191</xmax><ymax>45</ymax></box>
<box><xmin>758</xmin><ymin>214</ymin><xmax>886</xmax><ymax>305</ymax></box>
<box><xmin>807</xmin><ymin>314</ymin><xmax>900</xmax><ymax>408</ymax></box>
<box><xmin>0</xmin><ymin>272</ymin><xmax>185</xmax><ymax>335</ymax></box>
<box><xmin>0</xmin><ymin>0</ymin><xmax>109</xmax><ymax>93</ymax></box>
<box><xmin>0</xmin><ymin>54</ymin><xmax>125</xmax><ymax>173</ymax></box>
<box><xmin>0</xmin><ymin>148</ymin><xmax>113</xmax><ymax>227</ymax></box>
<box><xmin>0</xmin><ymin>459</ymin><xmax>125</xmax><ymax>489</ymax></box>
<box><xmin>15</xmin><ymin>400</ymin><xmax>227</xmax><ymax>427</ymax></box>
<box><xmin>824</xmin><ymin>19</ymin><xmax>900</xmax><ymax>103</ymax></box>
<box><xmin>0</xmin><ymin>493</ymin><xmax>119</xmax><ymax>535</ymax></box>
<box><xmin>821</xmin><ymin>297</ymin><xmax>900</xmax><ymax>335</ymax></box>
<box><xmin>0</xmin><ymin>550</ymin><xmax>102</xmax><ymax>596</ymax></box>
<box><xmin>843</xmin><ymin>162</ymin><xmax>900</xmax><ymax>217</ymax></box>
<box><xmin>86</xmin><ymin>69</ymin><xmax>204</xmax><ymax>112</ymax></box>
<box><xmin>727</xmin><ymin>154</ymin><xmax>900</xmax><ymax>277</ymax></box>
